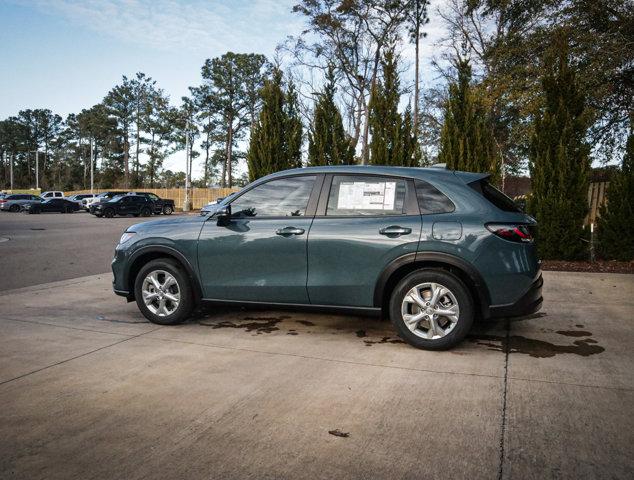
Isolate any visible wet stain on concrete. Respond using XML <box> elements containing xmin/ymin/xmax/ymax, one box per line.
<box><xmin>328</xmin><ymin>429</ymin><xmax>350</xmax><ymax>438</ymax></box>
<box><xmin>363</xmin><ymin>336</ymin><xmax>405</xmax><ymax>347</ymax></box>
<box><xmin>556</xmin><ymin>330</ymin><xmax>592</xmax><ymax>337</ymax></box>
<box><xmin>199</xmin><ymin>316</ymin><xmax>289</xmax><ymax>334</ymax></box>
<box><xmin>575</xmin><ymin>324</ymin><xmax>585</xmax><ymax>328</ymax></box>
<box><xmin>287</xmin><ymin>329</ymin><xmax>298</xmax><ymax>336</ymax></box>
<box><xmin>29</xmin><ymin>228</ymin><xmax>46</xmax><ymax>231</ymax></box>
<box><xmin>468</xmin><ymin>334</ymin><xmax>604</xmax><ymax>358</ymax></box>
<box><xmin>297</xmin><ymin>320</ymin><xmax>315</xmax><ymax>326</ymax></box>
<box><xmin>355</xmin><ymin>330</ymin><xmax>367</xmax><ymax>338</ymax></box>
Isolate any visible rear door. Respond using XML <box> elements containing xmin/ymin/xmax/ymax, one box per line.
<box><xmin>307</xmin><ymin>174</ymin><xmax>422</xmax><ymax>307</ymax></box>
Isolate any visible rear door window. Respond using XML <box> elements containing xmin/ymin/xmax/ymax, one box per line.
<box><xmin>326</xmin><ymin>175</ymin><xmax>407</xmax><ymax>216</ymax></box>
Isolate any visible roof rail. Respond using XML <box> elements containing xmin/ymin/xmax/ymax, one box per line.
<box><xmin>430</xmin><ymin>163</ymin><xmax>446</xmax><ymax>169</ymax></box>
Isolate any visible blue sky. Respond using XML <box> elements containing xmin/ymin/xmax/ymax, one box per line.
<box><xmin>0</xmin><ymin>0</ymin><xmax>304</xmax><ymax>119</ymax></box>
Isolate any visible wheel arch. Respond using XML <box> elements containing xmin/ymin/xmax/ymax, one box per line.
<box><xmin>374</xmin><ymin>252</ymin><xmax>491</xmax><ymax>319</ymax></box>
<box><xmin>126</xmin><ymin>246</ymin><xmax>202</xmax><ymax>302</ymax></box>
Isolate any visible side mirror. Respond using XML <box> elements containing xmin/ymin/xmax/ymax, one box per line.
<box><xmin>216</xmin><ymin>204</ymin><xmax>231</xmax><ymax>226</ymax></box>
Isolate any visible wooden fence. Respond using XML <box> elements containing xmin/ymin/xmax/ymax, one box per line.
<box><xmin>64</xmin><ymin>187</ymin><xmax>238</xmax><ymax>210</ymax></box>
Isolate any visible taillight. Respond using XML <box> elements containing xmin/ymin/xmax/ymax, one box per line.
<box><xmin>486</xmin><ymin>223</ymin><xmax>533</xmax><ymax>243</ymax></box>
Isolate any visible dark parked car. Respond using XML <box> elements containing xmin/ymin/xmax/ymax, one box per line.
<box><xmin>93</xmin><ymin>195</ymin><xmax>154</xmax><ymax>218</ymax></box>
<box><xmin>26</xmin><ymin>198</ymin><xmax>80</xmax><ymax>214</ymax></box>
<box><xmin>112</xmin><ymin>166</ymin><xmax>542</xmax><ymax>350</ymax></box>
<box><xmin>0</xmin><ymin>194</ymin><xmax>42</xmax><ymax>212</ymax></box>
<box><xmin>87</xmin><ymin>191</ymin><xmax>127</xmax><ymax>213</ymax></box>
<box><xmin>130</xmin><ymin>192</ymin><xmax>175</xmax><ymax>215</ymax></box>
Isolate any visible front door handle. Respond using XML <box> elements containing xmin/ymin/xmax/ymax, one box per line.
<box><xmin>379</xmin><ymin>226</ymin><xmax>412</xmax><ymax>236</ymax></box>
<box><xmin>276</xmin><ymin>226</ymin><xmax>305</xmax><ymax>236</ymax></box>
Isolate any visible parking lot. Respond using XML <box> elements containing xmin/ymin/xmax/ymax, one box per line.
<box><xmin>1</xmin><ymin>212</ymin><xmax>633</xmax><ymax>479</ymax></box>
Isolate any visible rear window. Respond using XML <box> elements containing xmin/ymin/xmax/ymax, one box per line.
<box><xmin>415</xmin><ymin>180</ymin><xmax>455</xmax><ymax>214</ymax></box>
<box><xmin>472</xmin><ymin>181</ymin><xmax>522</xmax><ymax>212</ymax></box>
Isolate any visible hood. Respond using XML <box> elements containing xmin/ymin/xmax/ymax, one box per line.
<box><xmin>128</xmin><ymin>214</ymin><xmax>207</xmax><ymax>233</ymax></box>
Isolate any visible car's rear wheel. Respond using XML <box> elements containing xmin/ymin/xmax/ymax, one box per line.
<box><xmin>162</xmin><ymin>205</ymin><xmax>173</xmax><ymax>215</ymax></box>
<box><xmin>389</xmin><ymin>269</ymin><xmax>474</xmax><ymax>350</ymax></box>
<box><xmin>103</xmin><ymin>208</ymin><xmax>115</xmax><ymax>218</ymax></box>
<box><xmin>9</xmin><ymin>204</ymin><xmax>20</xmax><ymax>212</ymax></box>
<box><xmin>140</xmin><ymin>207</ymin><xmax>152</xmax><ymax>217</ymax></box>
<box><xmin>134</xmin><ymin>259</ymin><xmax>193</xmax><ymax>325</ymax></box>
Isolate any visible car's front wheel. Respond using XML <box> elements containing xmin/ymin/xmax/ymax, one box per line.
<box><xmin>162</xmin><ymin>205</ymin><xmax>173</xmax><ymax>215</ymax></box>
<box><xmin>134</xmin><ymin>259</ymin><xmax>193</xmax><ymax>325</ymax></box>
<box><xmin>103</xmin><ymin>208</ymin><xmax>115</xmax><ymax>218</ymax></box>
<box><xmin>140</xmin><ymin>207</ymin><xmax>152</xmax><ymax>217</ymax></box>
<box><xmin>389</xmin><ymin>269</ymin><xmax>474</xmax><ymax>350</ymax></box>
<box><xmin>9</xmin><ymin>204</ymin><xmax>20</xmax><ymax>212</ymax></box>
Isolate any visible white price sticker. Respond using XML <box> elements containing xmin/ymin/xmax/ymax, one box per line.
<box><xmin>337</xmin><ymin>181</ymin><xmax>397</xmax><ymax>210</ymax></box>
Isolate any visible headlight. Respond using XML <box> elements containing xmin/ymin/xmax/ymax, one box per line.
<box><xmin>119</xmin><ymin>231</ymin><xmax>136</xmax><ymax>244</ymax></box>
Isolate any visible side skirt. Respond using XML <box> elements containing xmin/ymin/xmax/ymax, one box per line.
<box><xmin>201</xmin><ymin>297</ymin><xmax>382</xmax><ymax>317</ymax></box>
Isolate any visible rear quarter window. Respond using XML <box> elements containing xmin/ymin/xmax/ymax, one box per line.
<box><xmin>414</xmin><ymin>180</ymin><xmax>455</xmax><ymax>214</ymax></box>
<box><xmin>473</xmin><ymin>181</ymin><xmax>522</xmax><ymax>212</ymax></box>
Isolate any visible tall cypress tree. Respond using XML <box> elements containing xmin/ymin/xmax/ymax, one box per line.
<box><xmin>596</xmin><ymin>129</ymin><xmax>634</xmax><ymax>260</ymax></box>
<box><xmin>247</xmin><ymin>69</ymin><xmax>302</xmax><ymax>180</ymax></box>
<box><xmin>437</xmin><ymin>59</ymin><xmax>499</xmax><ymax>181</ymax></box>
<box><xmin>368</xmin><ymin>49</ymin><xmax>402</xmax><ymax>166</ymax></box>
<box><xmin>308</xmin><ymin>66</ymin><xmax>353</xmax><ymax>166</ymax></box>
<box><xmin>528</xmin><ymin>45</ymin><xmax>590</xmax><ymax>260</ymax></box>
<box><xmin>399</xmin><ymin>105</ymin><xmax>419</xmax><ymax>167</ymax></box>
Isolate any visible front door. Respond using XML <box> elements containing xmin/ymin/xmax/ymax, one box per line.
<box><xmin>198</xmin><ymin>175</ymin><xmax>319</xmax><ymax>303</ymax></box>
<box><xmin>307</xmin><ymin>174</ymin><xmax>422</xmax><ymax>307</ymax></box>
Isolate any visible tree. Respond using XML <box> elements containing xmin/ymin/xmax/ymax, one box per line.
<box><xmin>104</xmin><ymin>77</ymin><xmax>135</xmax><ymax>188</ymax></box>
<box><xmin>597</xmin><ymin>128</ymin><xmax>634</xmax><ymax>260</ymax></box>
<box><xmin>407</xmin><ymin>0</ymin><xmax>429</xmax><ymax>138</ymax></box>
<box><xmin>528</xmin><ymin>44</ymin><xmax>590</xmax><ymax>260</ymax></box>
<box><xmin>368</xmin><ymin>49</ymin><xmax>403</xmax><ymax>165</ymax></box>
<box><xmin>130</xmin><ymin>72</ymin><xmax>157</xmax><ymax>187</ymax></box>
<box><xmin>437</xmin><ymin>58</ymin><xmax>499</xmax><ymax>180</ymax></box>
<box><xmin>308</xmin><ymin>66</ymin><xmax>353</xmax><ymax>166</ymax></box>
<box><xmin>400</xmin><ymin>105</ymin><xmax>419</xmax><ymax>167</ymax></box>
<box><xmin>247</xmin><ymin>69</ymin><xmax>303</xmax><ymax>180</ymax></box>
<box><xmin>143</xmin><ymin>89</ymin><xmax>172</xmax><ymax>188</ymax></box>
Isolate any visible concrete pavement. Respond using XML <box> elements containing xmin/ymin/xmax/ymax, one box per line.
<box><xmin>0</xmin><ymin>271</ymin><xmax>632</xmax><ymax>479</ymax></box>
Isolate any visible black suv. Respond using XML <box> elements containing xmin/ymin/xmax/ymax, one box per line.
<box><xmin>87</xmin><ymin>191</ymin><xmax>126</xmax><ymax>214</ymax></box>
<box><xmin>94</xmin><ymin>195</ymin><xmax>154</xmax><ymax>218</ymax></box>
<box><xmin>131</xmin><ymin>192</ymin><xmax>175</xmax><ymax>215</ymax></box>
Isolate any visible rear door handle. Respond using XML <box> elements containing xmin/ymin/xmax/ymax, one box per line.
<box><xmin>379</xmin><ymin>226</ymin><xmax>412</xmax><ymax>236</ymax></box>
<box><xmin>276</xmin><ymin>226</ymin><xmax>305</xmax><ymax>236</ymax></box>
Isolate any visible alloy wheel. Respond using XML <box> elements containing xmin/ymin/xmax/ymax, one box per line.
<box><xmin>142</xmin><ymin>270</ymin><xmax>180</xmax><ymax>317</ymax></box>
<box><xmin>401</xmin><ymin>282</ymin><xmax>460</xmax><ymax>340</ymax></box>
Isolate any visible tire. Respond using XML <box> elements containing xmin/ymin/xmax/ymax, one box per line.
<box><xmin>389</xmin><ymin>269</ymin><xmax>474</xmax><ymax>350</ymax></box>
<box><xmin>104</xmin><ymin>208</ymin><xmax>115</xmax><ymax>218</ymax></box>
<box><xmin>134</xmin><ymin>258</ymin><xmax>193</xmax><ymax>325</ymax></box>
<box><xmin>9</xmin><ymin>204</ymin><xmax>20</xmax><ymax>212</ymax></box>
<box><xmin>162</xmin><ymin>205</ymin><xmax>173</xmax><ymax>215</ymax></box>
<box><xmin>140</xmin><ymin>207</ymin><xmax>152</xmax><ymax>217</ymax></box>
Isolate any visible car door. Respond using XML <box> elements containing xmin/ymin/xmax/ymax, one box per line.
<box><xmin>307</xmin><ymin>174</ymin><xmax>422</xmax><ymax>307</ymax></box>
<box><xmin>198</xmin><ymin>175</ymin><xmax>321</xmax><ymax>304</ymax></box>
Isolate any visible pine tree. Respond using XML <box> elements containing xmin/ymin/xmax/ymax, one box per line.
<box><xmin>308</xmin><ymin>66</ymin><xmax>353</xmax><ymax>166</ymax></box>
<box><xmin>368</xmin><ymin>49</ymin><xmax>402</xmax><ymax>166</ymax></box>
<box><xmin>437</xmin><ymin>59</ymin><xmax>499</xmax><ymax>181</ymax></box>
<box><xmin>527</xmin><ymin>45</ymin><xmax>590</xmax><ymax>260</ymax></box>
<box><xmin>596</xmin><ymin>129</ymin><xmax>634</xmax><ymax>260</ymax></box>
<box><xmin>247</xmin><ymin>69</ymin><xmax>303</xmax><ymax>180</ymax></box>
<box><xmin>399</xmin><ymin>105</ymin><xmax>419</xmax><ymax>167</ymax></box>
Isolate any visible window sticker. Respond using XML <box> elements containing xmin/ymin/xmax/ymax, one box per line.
<box><xmin>337</xmin><ymin>181</ymin><xmax>397</xmax><ymax>210</ymax></box>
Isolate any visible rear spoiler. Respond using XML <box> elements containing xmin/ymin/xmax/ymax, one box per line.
<box><xmin>452</xmin><ymin>171</ymin><xmax>491</xmax><ymax>185</ymax></box>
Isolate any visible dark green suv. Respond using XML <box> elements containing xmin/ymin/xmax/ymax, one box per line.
<box><xmin>112</xmin><ymin>166</ymin><xmax>542</xmax><ymax>350</ymax></box>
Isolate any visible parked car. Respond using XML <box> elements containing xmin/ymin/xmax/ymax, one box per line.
<box><xmin>128</xmin><ymin>192</ymin><xmax>175</xmax><ymax>215</ymax></box>
<box><xmin>93</xmin><ymin>194</ymin><xmax>154</xmax><ymax>218</ymax></box>
<box><xmin>87</xmin><ymin>191</ymin><xmax>127</xmax><ymax>213</ymax></box>
<box><xmin>67</xmin><ymin>193</ymin><xmax>96</xmax><ymax>206</ymax></box>
<box><xmin>40</xmin><ymin>191</ymin><xmax>65</xmax><ymax>199</ymax></box>
<box><xmin>25</xmin><ymin>198</ymin><xmax>80</xmax><ymax>214</ymax></box>
<box><xmin>0</xmin><ymin>194</ymin><xmax>42</xmax><ymax>212</ymax></box>
<box><xmin>112</xmin><ymin>166</ymin><xmax>542</xmax><ymax>350</ymax></box>
<box><xmin>200</xmin><ymin>192</ymin><xmax>237</xmax><ymax>216</ymax></box>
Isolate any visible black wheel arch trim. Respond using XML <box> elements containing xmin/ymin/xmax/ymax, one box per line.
<box><xmin>125</xmin><ymin>245</ymin><xmax>203</xmax><ymax>301</ymax></box>
<box><xmin>373</xmin><ymin>251</ymin><xmax>492</xmax><ymax>317</ymax></box>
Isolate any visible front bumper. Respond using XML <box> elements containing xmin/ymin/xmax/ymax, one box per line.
<box><xmin>488</xmin><ymin>271</ymin><xmax>543</xmax><ymax>318</ymax></box>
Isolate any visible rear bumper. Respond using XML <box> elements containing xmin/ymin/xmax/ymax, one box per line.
<box><xmin>488</xmin><ymin>271</ymin><xmax>543</xmax><ymax>318</ymax></box>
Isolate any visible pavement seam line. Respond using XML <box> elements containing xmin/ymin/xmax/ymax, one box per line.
<box><xmin>0</xmin><ymin>326</ymin><xmax>164</xmax><ymax>388</ymax></box>
<box><xmin>143</xmin><ymin>334</ymin><xmax>505</xmax><ymax>380</ymax></box>
<box><xmin>1</xmin><ymin>316</ymin><xmax>143</xmax><ymax>337</ymax></box>
<box><xmin>506</xmin><ymin>375</ymin><xmax>633</xmax><ymax>392</ymax></box>
<box><xmin>0</xmin><ymin>274</ymin><xmax>110</xmax><ymax>297</ymax></box>
<box><xmin>497</xmin><ymin>318</ymin><xmax>510</xmax><ymax>480</ymax></box>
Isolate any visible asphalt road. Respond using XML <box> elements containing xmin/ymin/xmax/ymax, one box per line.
<box><xmin>0</xmin><ymin>210</ymin><xmax>189</xmax><ymax>290</ymax></box>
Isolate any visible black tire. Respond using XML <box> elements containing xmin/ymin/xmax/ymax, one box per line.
<box><xmin>9</xmin><ymin>204</ymin><xmax>20</xmax><ymax>212</ymax></box>
<box><xmin>389</xmin><ymin>269</ymin><xmax>474</xmax><ymax>350</ymax></box>
<box><xmin>162</xmin><ymin>205</ymin><xmax>173</xmax><ymax>215</ymax></box>
<box><xmin>140</xmin><ymin>207</ymin><xmax>152</xmax><ymax>217</ymax></box>
<box><xmin>95</xmin><ymin>213</ymin><xmax>102</xmax><ymax>218</ymax></box>
<box><xmin>104</xmin><ymin>208</ymin><xmax>115</xmax><ymax>218</ymax></box>
<box><xmin>134</xmin><ymin>258</ymin><xmax>193</xmax><ymax>325</ymax></box>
